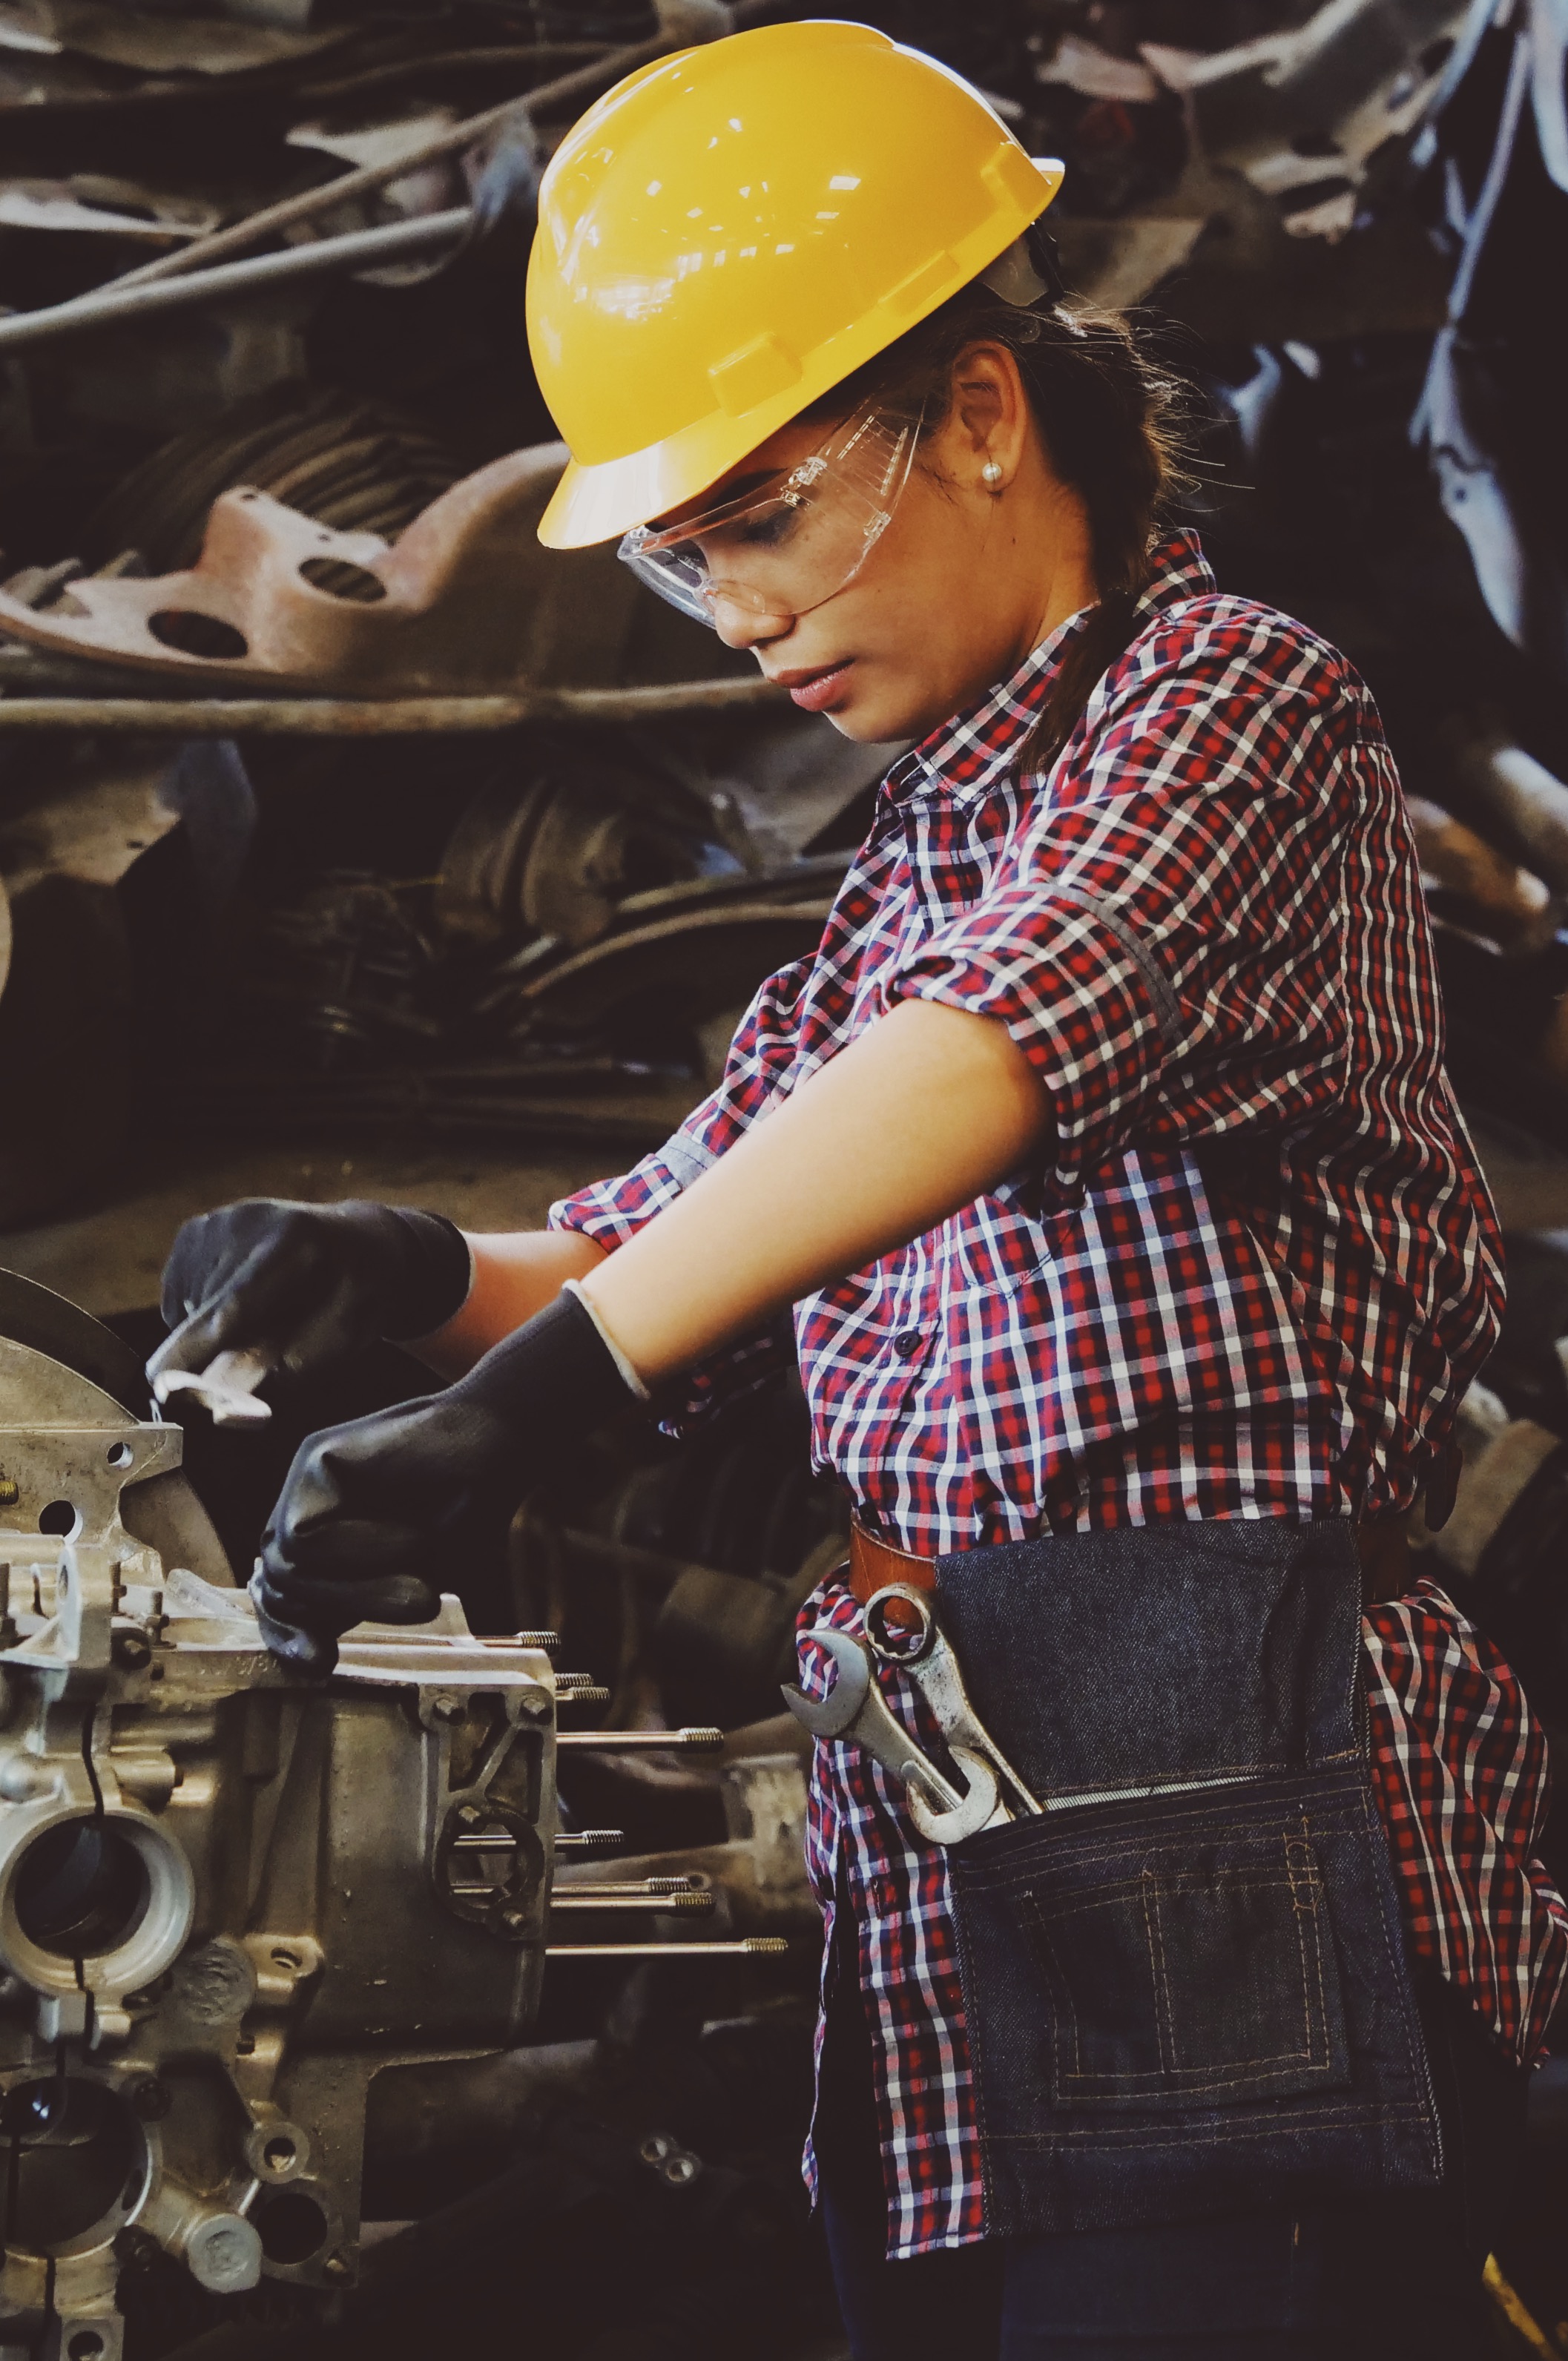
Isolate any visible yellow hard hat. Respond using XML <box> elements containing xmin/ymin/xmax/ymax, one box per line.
<box><xmin>527</xmin><ymin>19</ymin><xmax>1064</xmax><ymax>550</ymax></box>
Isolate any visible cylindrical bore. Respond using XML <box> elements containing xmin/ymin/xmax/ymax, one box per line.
<box><xmin>0</xmin><ymin>1807</ymin><xmax>194</xmax><ymax>2001</ymax></box>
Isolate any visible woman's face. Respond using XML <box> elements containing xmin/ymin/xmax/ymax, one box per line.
<box><xmin>653</xmin><ymin>343</ymin><xmax>1098</xmax><ymax>744</ymax></box>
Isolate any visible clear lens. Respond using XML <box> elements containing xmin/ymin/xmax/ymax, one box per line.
<box><xmin>619</xmin><ymin>404</ymin><xmax>921</xmax><ymax>629</ymax></box>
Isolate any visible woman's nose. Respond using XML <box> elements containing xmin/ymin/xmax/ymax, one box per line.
<box><xmin>709</xmin><ymin>589</ymin><xmax>796</xmax><ymax>650</ymax></box>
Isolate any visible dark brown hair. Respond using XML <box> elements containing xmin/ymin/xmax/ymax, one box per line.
<box><xmin>815</xmin><ymin>282</ymin><xmax>1193</xmax><ymax>773</ymax></box>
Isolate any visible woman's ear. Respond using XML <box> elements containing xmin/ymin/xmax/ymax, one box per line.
<box><xmin>945</xmin><ymin>342</ymin><xmax>1032</xmax><ymax>497</ymax></box>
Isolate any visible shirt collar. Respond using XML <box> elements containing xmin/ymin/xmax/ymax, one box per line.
<box><xmin>883</xmin><ymin>527</ymin><xmax>1216</xmax><ymax>808</ymax></box>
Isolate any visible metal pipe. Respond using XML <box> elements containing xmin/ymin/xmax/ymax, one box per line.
<box><xmin>0</xmin><ymin>679</ymin><xmax>784</xmax><ymax>733</ymax></box>
<box><xmin>0</xmin><ymin>209</ymin><xmax>472</xmax><ymax>356</ymax></box>
<box><xmin>297</xmin><ymin>43</ymin><xmax>612</xmax><ymax>111</ymax></box>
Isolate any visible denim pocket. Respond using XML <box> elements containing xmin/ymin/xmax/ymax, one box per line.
<box><xmin>1021</xmin><ymin>1817</ymin><xmax>1349</xmax><ymax>2111</ymax></box>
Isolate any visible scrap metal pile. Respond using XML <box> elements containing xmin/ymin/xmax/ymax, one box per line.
<box><xmin>0</xmin><ymin>0</ymin><xmax>1566</xmax><ymax>2353</ymax></box>
<box><xmin>0</xmin><ymin>0</ymin><xmax>1561</xmax><ymax>1216</ymax></box>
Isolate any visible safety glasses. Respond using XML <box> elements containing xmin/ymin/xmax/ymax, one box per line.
<box><xmin>617</xmin><ymin>402</ymin><xmax>923</xmax><ymax>628</ymax></box>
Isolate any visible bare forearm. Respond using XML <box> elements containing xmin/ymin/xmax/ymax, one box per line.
<box><xmin>413</xmin><ymin>1228</ymin><xmax>606</xmax><ymax>1376</ymax></box>
<box><xmin>580</xmin><ymin>999</ymin><xmax>1048</xmax><ymax>1383</ymax></box>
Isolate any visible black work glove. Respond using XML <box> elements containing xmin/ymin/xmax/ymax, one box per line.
<box><xmin>250</xmin><ymin>1288</ymin><xmax>639</xmax><ymax>1671</ymax></box>
<box><xmin>148</xmin><ymin>1198</ymin><xmax>474</xmax><ymax>1392</ymax></box>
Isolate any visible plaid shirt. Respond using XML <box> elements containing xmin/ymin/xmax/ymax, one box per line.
<box><xmin>553</xmin><ymin>531</ymin><xmax>1568</xmax><ymax>2255</ymax></box>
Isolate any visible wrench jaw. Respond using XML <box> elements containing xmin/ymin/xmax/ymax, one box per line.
<box><xmin>906</xmin><ymin>1746</ymin><xmax>1004</xmax><ymax>1845</ymax></box>
<box><xmin>780</xmin><ymin>1624</ymin><xmax>870</xmax><ymax>1741</ymax></box>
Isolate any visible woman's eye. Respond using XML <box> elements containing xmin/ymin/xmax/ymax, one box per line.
<box><xmin>734</xmin><ymin>505</ymin><xmax>797</xmax><ymax>550</ymax></box>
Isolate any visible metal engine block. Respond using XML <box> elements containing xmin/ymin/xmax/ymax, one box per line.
<box><xmin>0</xmin><ymin>1285</ymin><xmax>562</xmax><ymax>2360</ymax></box>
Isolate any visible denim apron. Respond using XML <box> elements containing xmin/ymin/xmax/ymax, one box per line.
<box><xmin>934</xmin><ymin>1517</ymin><xmax>1441</xmax><ymax>2236</ymax></box>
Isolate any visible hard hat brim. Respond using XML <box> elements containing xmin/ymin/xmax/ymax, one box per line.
<box><xmin>537</xmin><ymin>160</ymin><xmax>1064</xmax><ymax>552</ymax></box>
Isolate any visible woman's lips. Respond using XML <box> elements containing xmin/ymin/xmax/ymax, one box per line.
<box><xmin>783</xmin><ymin>659</ymin><xmax>854</xmax><ymax>712</ymax></box>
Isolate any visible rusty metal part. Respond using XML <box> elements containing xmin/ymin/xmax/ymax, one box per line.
<box><xmin>83</xmin><ymin>388</ymin><xmax>464</xmax><ymax>575</ymax></box>
<box><xmin>0</xmin><ymin>448</ymin><xmax>599</xmax><ymax>693</ymax></box>
<box><xmin>0</xmin><ymin>435</ymin><xmax>772</xmax><ymax>700</ymax></box>
<box><xmin>0</xmin><ymin>207</ymin><xmax>472</xmax><ymax>355</ymax></box>
<box><xmin>0</xmin><ymin>679</ymin><xmax>785</xmax><ymax>731</ymax></box>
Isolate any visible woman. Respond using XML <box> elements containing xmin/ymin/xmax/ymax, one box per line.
<box><xmin>151</xmin><ymin>23</ymin><xmax>1566</xmax><ymax>2357</ymax></box>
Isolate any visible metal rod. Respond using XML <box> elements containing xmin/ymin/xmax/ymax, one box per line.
<box><xmin>0</xmin><ymin>679</ymin><xmax>785</xmax><ymax>734</ymax></box>
<box><xmin>547</xmin><ymin>1937</ymin><xmax>788</xmax><ymax>1959</ymax></box>
<box><xmin>105</xmin><ymin>34</ymin><xmax>681</xmax><ymax>294</ymax></box>
<box><xmin>554</xmin><ymin>1683</ymin><xmax>611</xmax><ymax>1705</ymax></box>
<box><xmin>556</xmin><ymin>1727</ymin><xmax>725</xmax><ymax>1754</ymax></box>
<box><xmin>548</xmin><ymin>1877</ymin><xmax>701</xmax><ymax>1895</ymax></box>
<box><xmin>0</xmin><ymin>209</ymin><xmax>471</xmax><ymax>356</ymax></box>
<box><xmin>297</xmin><ymin>42</ymin><xmax>612</xmax><ymax>110</ymax></box>
<box><xmin>550</xmin><ymin>1891</ymin><xmax>714</xmax><ymax>1913</ymax></box>
<box><xmin>552</xmin><ymin>1831</ymin><xmax>625</xmax><ymax>1854</ymax></box>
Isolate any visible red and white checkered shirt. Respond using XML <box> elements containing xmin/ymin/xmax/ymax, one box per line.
<box><xmin>553</xmin><ymin>530</ymin><xmax>1568</xmax><ymax>2256</ymax></box>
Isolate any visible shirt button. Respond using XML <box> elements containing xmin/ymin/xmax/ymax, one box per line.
<box><xmin>893</xmin><ymin>1329</ymin><xmax>922</xmax><ymax>1360</ymax></box>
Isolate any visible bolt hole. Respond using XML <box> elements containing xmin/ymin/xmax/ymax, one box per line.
<box><xmin>298</xmin><ymin>557</ymin><xmax>386</xmax><ymax>605</ymax></box>
<box><xmin>271</xmin><ymin>1948</ymin><xmax>300</xmax><ymax>1972</ymax></box>
<box><xmin>38</xmin><ymin>1499</ymin><xmax>78</xmax><ymax>1537</ymax></box>
<box><xmin>105</xmin><ymin>1442</ymin><xmax>133</xmax><ymax>1469</ymax></box>
<box><xmin>147</xmin><ymin>610</ymin><xmax>248</xmax><ymax>661</ymax></box>
<box><xmin>263</xmin><ymin>2136</ymin><xmax>296</xmax><ymax>2171</ymax></box>
<box><xmin>254</xmin><ymin>2187</ymin><xmax>329</xmax><ymax>2266</ymax></box>
<box><xmin>67</xmin><ymin>2334</ymin><xmax>104</xmax><ymax>2360</ymax></box>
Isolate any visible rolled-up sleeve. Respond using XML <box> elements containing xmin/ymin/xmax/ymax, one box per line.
<box><xmin>885</xmin><ymin>610</ymin><xmax>1363</xmax><ymax>1205</ymax></box>
<box><xmin>549</xmin><ymin>954</ymin><xmax>814</xmax><ymax>1426</ymax></box>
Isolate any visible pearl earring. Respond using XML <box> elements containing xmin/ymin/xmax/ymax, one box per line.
<box><xmin>981</xmin><ymin>459</ymin><xmax>1004</xmax><ymax>491</ymax></box>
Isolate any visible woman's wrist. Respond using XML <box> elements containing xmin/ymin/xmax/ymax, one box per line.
<box><xmin>409</xmin><ymin>1228</ymin><xmax>609</xmax><ymax>1377</ymax></box>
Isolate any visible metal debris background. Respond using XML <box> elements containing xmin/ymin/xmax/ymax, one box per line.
<box><xmin>0</xmin><ymin>2</ymin><xmax>1567</xmax><ymax>2356</ymax></box>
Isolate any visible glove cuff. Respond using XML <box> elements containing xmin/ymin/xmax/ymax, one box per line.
<box><xmin>561</xmin><ymin>1280</ymin><xmax>649</xmax><ymax>1400</ymax></box>
<box><xmin>383</xmin><ymin>1210</ymin><xmax>475</xmax><ymax>1342</ymax></box>
<box><xmin>450</xmin><ymin>1287</ymin><xmax>640</xmax><ymax>1433</ymax></box>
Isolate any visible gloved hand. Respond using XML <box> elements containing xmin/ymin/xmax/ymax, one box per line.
<box><xmin>250</xmin><ymin>1288</ymin><xmax>639</xmax><ymax>1671</ymax></box>
<box><xmin>148</xmin><ymin>1199</ymin><xmax>474</xmax><ymax>1394</ymax></box>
